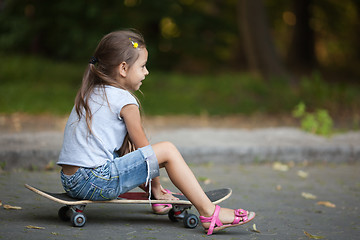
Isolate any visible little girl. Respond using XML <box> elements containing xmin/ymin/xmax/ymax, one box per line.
<box><xmin>57</xmin><ymin>29</ymin><xmax>255</xmax><ymax>235</ymax></box>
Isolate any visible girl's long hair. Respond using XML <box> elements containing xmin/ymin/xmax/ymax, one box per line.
<box><xmin>74</xmin><ymin>30</ymin><xmax>145</xmax><ymax>156</ymax></box>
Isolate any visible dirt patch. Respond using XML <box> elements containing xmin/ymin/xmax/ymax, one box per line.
<box><xmin>0</xmin><ymin>113</ymin><xmax>68</xmax><ymax>133</ymax></box>
<box><xmin>142</xmin><ymin>114</ymin><xmax>298</xmax><ymax>132</ymax></box>
<box><xmin>0</xmin><ymin>113</ymin><xmax>299</xmax><ymax>133</ymax></box>
<box><xmin>1</xmin><ymin>112</ymin><xmax>357</xmax><ymax>134</ymax></box>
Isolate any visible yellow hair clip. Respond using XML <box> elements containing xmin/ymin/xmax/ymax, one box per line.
<box><xmin>129</xmin><ymin>38</ymin><xmax>139</xmax><ymax>49</ymax></box>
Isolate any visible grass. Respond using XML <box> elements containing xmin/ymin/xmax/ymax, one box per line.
<box><xmin>0</xmin><ymin>54</ymin><xmax>359</xmax><ymax>121</ymax></box>
<box><xmin>0</xmin><ymin>54</ymin><xmax>81</xmax><ymax>114</ymax></box>
<box><xmin>138</xmin><ymin>72</ymin><xmax>299</xmax><ymax>115</ymax></box>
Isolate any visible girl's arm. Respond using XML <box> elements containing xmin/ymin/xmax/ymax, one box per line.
<box><xmin>120</xmin><ymin>104</ymin><xmax>172</xmax><ymax>198</ymax></box>
<box><xmin>120</xmin><ymin>104</ymin><xmax>149</xmax><ymax>148</ymax></box>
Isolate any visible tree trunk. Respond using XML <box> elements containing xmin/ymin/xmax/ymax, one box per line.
<box><xmin>287</xmin><ymin>0</ymin><xmax>316</xmax><ymax>72</ymax></box>
<box><xmin>237</xmin><ymin>0</ymin><xmax>289</xmax><ymax>80</ymax></box>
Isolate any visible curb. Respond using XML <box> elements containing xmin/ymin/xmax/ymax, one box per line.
<box><xmin>1</xmin><ymin>128</ymin><xmax>359</xmax><ymax>170</ymax></box>
<box><xmin>150</xmin><ymin>128</ymin><xmax>360</xmax><ymax>164</ymax></box>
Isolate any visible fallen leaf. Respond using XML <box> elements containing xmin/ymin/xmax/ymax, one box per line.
<box><xmin>272</xmin><ymin>162</ymin><xmax>289</xmax><ymax>172</ymax></box>
<box><xmin>317</xmin><ymin>201</ymin><xmax>336</xmax><ymax>208</ymax></box>
<box><xmin>251</xmin><ymin>223</ymin><xmax>261</xmax><ymax>233</ymax></box>
<box><xmin>198</xmin><ymin>177</ymin><xmax>211</xmax><ymax>184</ymax></box>
<box><xmin>26</xmin><ymin>225</ymin><xmax>45</xmax><ymax>230</ymax></box>
<box><xmin>297</xmin><ymin>170</ymin><xmax>309</xmax><ymax>178</ymax></box>
<box><xmin>51</xmin><ymin>232</ymin><xmax>59</xmax><ymax>235</ymax></box>
<box><xmin>204</xmin><ymin>178</ymin><xmax>211</xmax><ymax>185</ymax></box>
<box><xmin>303</xmin><ymin>230</ymin><xmax>325</xmax><ymax>239</ymax></box>
<box><xmin>276</xmin><ymin>185</ymin><xmax>282</xmax><ymax>191</ymax></box>
<box><xmin>301</xmin><ymin>192</ymin><xmax>317</xmax><ymax>200</ymax></box>
<box><xmin>3</xmin><ymin>204</ymin><xmax>22</xmax><ymax>210</ymax></box>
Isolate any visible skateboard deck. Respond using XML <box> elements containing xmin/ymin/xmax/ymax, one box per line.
<box><xmin>25</xmin><ymin>184</ymin><xmax>231</xmax><ymax>228</ymax></box>
<box><xmin>25</xmin><ymin>184</ymin><xmax>231</xmax><ymax>205</ymax></box>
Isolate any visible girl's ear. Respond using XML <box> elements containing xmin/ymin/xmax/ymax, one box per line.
<box><xmin>118</xmin><ymin>62</ymin><xmax>128</xmax><ymax>78</ymax></box>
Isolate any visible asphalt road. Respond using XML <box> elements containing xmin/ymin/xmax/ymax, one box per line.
<box><xmin>1</xmin><ymin>162</ymin><xmax>359</xmax><ymax>240</ymax></box>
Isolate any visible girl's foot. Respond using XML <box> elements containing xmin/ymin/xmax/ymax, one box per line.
<box><xmin>151</xmin><ymin>203</ymin><xmax>172</xmax><ymax>215</ymax></box>
<box><xmin>151</xmin><ymin>189</ymin><xmax>180</xmax><ymax>215</ymax></box>
<box><xmin>200</xmin><ymin>205</ymin><xmax>255</xmax><ymax>235</ymax></box>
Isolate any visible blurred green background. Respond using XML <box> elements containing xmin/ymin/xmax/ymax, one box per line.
<box><xmin>0</xmin><ymin>0</ymin><xmax>359</xmax><ymax>128</ymax></box>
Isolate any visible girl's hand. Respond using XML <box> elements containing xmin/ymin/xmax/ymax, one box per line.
<box><xmin>152</xmin><ymin>185</ymin><xmax>179</xmax><ymax>201</ymax></box>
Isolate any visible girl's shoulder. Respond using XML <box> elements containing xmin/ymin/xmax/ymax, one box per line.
<box><xmin>102</xmin><ymin>86</ymin><xmax>138</xmax><ymax>106</ymax></box>
<box><xmin>104</xmin><ymin>85</ymin><xmax>133</xmax><ymax>98</ymax></box>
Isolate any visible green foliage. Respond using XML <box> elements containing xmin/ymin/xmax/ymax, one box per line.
<box><xmin>0</xmin><ymin>0</ymin><xmax>239</xmax><ymax>71</ymax></box>
<box><xmin>298</xmin><ymin>71</ymin><xmax>360</xmax><ymax>116</ymax></box>
<box><xmin>138</xmin><ymin>72</ymin><xmax>298</xmax><ymax>115</ymax></box>
<box><xmin>0</xmin><ymin>54</ymin><xmax>82</xmax><ymax>114</ymax></box>
<box><xmin>0</xmin><ymin>0</ymin><xmax>358</xmax><ymax>72</ymax></box>
<box><xmin>0</xmin><ymin>54</ymin><xmax>359</xmax><ymax>121</ymax></box>
<box><xmin>0</xmin><ymin>161</ymin><xmax>6</xmax><ymax>170</ymax></box>
<box><xmin>292</xmin><ymin>102</ymin><xmax>334</xmax><ymax>137</ymax></box>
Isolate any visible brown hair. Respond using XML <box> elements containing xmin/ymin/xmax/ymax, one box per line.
<box><xmin>74</xmin><ymin>29</ymin><xmax>146</xmax><ymax>156</ymax></box>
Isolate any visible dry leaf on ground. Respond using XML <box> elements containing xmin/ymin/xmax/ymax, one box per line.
<box><xmin>198</xmin><ymin>177</ymin><xmax>211</xmax><ymax>185</ymax></box>
<box><xmin>3</xmin><ymin>204</ymin><xmax>22</xmax><ymax>210</ymax></box>
<box><xmin>297</xmin><ymin>170</ymin><xmax>309</xmax><ymax>178</ymax></box>
<box><xmin>301</xmin><ymin>192</ymin><xmax>317</xmax><ymax>200</ymax></box>
<box><xmin>204</xmin><ymin>178</ymin><xmax>211</xmax><ymax>185</ymax></box>
<box><xmin>26</xmin><ymin>225</ymin><xmax>45</xmax><ymax>229</ymax></box>
<box><xmin>303</xmin><ymin>230</ymin><xmax>325</xmax><ymax>239</ymax></box>
<box><xmin>317</xmin><ymin>201</ymin><xmax>336</xmax><ymax>208</ymax></box>
<box><xmin>251</xmin><ymin>224</ymin><xmax>261</xmax><ymax>233</ymax></box>
<box><xmin>272</xmin><ymin>162</ymin><xmax>289</xmax><ymax>172</ymax></box>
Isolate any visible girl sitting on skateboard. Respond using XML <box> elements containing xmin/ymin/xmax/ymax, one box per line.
<box><xmin>57</xmin><ymin>29</ymin><xmax>255</xmax><ymax>235</ymax></box>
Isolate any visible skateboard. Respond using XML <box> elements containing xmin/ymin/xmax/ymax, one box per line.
<box><xmin>25</xmin><ymin>184</ymin><xmax>231</xmax><ymax>228</ymax></box>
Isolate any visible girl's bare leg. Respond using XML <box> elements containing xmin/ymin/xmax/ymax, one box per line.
<box><xmin>152</xmin><ymin>141</ymin><xmax>238</xmax><ymax>227</ymax></box>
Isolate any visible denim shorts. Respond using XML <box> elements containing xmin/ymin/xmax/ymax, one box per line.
<box><xmin>60</xmin><ymin>145</ymin><xmax>159</xmax><ymax>201</ymax></box>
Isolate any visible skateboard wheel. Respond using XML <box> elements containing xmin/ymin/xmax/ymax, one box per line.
<box><xmin>58</xmin><ymin>206</ymin><xmax>71</xmax><ymax>221</ymax></box>
<box><xmin>183</xmin><ymin>214</ymin><xmax>199</xmax><ymax>229</ymax></box>
<box><xmin>71</xmin><ymin>213</ymin><xmax>86</xmax><ymax>227</ymax></box>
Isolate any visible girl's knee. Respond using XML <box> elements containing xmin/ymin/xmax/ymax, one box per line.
<box><xmin>163</xmin><ymin>141</ymin><xmax>177</xmax><ymax>152</ymax></box>
<box><xmin>153</xmin><ymin>141</ymin><xmax>177</xmax><ymax>152</ymax></box>
<box><xmin>152</xmin><ymin>141</ymin><xmax>179</xmax><ymax>163</ymax></box>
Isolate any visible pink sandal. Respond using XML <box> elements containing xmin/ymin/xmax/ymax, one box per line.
<box><xmin>151</xmin><ymin>203</ymin><xmax>172</xmax><ymax>215</ymax></box>
<box><xmin>200</xmin><ymin>205</ymin><xmax>256</xmax><ymax>235</ymax></box>
<box><xmin>151</xmin><ymin>189</ymin><xmax>178</xmax><ymax>215</ymax></box>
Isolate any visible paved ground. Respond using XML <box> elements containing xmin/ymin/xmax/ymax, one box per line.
<box><xmin>0</xmin><ymin>115</ymin><xmax>359</xmax><ymax>239</ymax></box>
<box><xmin>1</xmin><ymin>162</ymin><xmax>359</xmax><ymax>240</ymax></box>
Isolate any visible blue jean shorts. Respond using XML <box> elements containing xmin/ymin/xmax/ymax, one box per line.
<box><xmin>60</xmin><ymin>145</ymin><xmax>159</xmax><ymax>201</ymax></box>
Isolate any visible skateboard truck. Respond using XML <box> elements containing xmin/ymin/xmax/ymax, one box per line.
<box><xmin>58</xmin><ymin>205</ymin><xmax>87</xmax><ymax>227</ymax></box>
<box><xmin>168</xmin><ymin>205</ymin><xmax>199</xmax><ymax>229</ymax></box>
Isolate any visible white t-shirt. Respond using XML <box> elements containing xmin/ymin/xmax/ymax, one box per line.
<box><xmin>57</xmin><ymin>86</ymin><xmax>139</xmax><ymax>168</ymax></box>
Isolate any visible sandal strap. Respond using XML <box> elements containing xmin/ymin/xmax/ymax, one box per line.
<box><xmin>232</xmin><ymin>208</ymin><xmax>248</xmax><ymax>224</ymax></box>
<box><xmin>199</xmin><ymin>205</ymin><xmax>223</xmax><ymax>235</ymax></box>
<box><xmin>152</xmin><ymin>203</ymin><xmax>172</xmax><ymax>207</ymax></box>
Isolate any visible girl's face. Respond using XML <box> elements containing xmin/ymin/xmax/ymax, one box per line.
<box><xmin>121</xmin><ymin>48</ymin><xmax>149</xmax><ymax>91</ymax></box>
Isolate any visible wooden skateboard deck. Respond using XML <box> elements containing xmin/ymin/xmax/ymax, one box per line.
<box><xmin>25</xmin><ymin>184</ymin><xmax>232</xmax><ymax>228</ymax></box>
<box><xmin>25</xmin><ymin>184</ymin><xmax>231</xmax><ymax>205</ymax></box>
